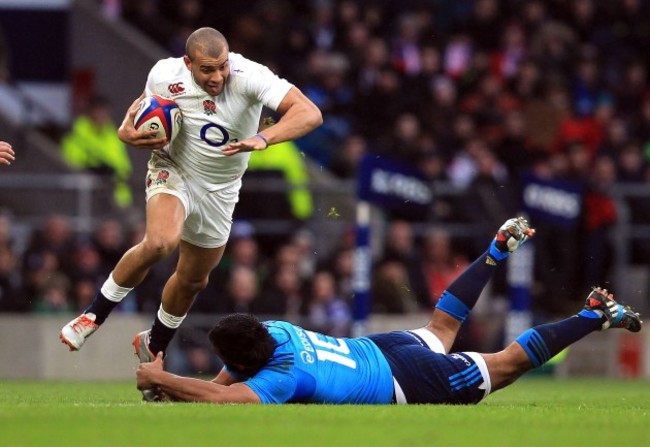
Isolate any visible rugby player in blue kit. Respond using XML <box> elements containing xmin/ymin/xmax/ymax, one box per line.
<box><xmin>136</xmin><ymin>217</ymin><xmax>642</xmax><ymax>404</ymax></box>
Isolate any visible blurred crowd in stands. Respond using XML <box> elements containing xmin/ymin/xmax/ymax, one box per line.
<box><xmin>118</xmin><ymin>0</ymin><xmax>650</xmax><ymax>310</ymax></box>
<box><xmin>2</xmin><ymin>0</ymin><xmax>650</xmax><ymax>367</ymax></box>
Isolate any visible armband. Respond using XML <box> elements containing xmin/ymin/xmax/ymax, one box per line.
<box><xmin>254</xmin><ymin>133</ymin><xmax>269</xmax><ymax>148</ymax></box>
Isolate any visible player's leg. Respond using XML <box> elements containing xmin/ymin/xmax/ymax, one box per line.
<box><xmin>422</xmin><ymin>217</ymin><xmax>535</xmax><ymax>353</ymax></box>
<box><xmin>136</xmin><ymin>178</ymin><xmax>238</xmax><ymax>360</ymax></box>
<box><xmin>134</xmin><ymin>244</ymin><xmax>224</xmax><ymax>403</ymax></box>
<box><xmin>141</xmin><ymin>241</ymin><xmax>226</xmax><ymax>357</ymax></box>
<box><xmin>482</xmin><ymin>287</ymin><xmax>642</xmax><ymax>392</ymax></box>
<box><xmin>60</xmin><ymin>192</ymin><xmax>185</xmax><ymax>351</ymax></box>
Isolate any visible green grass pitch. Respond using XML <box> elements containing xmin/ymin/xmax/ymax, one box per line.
<box><xmin>1</xmin><ymin>377</ymin><xmax>649</xmax><ymax>447</ymax></box>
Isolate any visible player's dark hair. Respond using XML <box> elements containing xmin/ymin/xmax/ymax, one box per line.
<box><xmin>208</xmin><ymin>313</ymin><xmax>275</xmax><ymax>376</ymax></box>
<box><xmin>186</xmin><ymin>27</ymin><xmax>228</xmax><ymax>59</ymax></box>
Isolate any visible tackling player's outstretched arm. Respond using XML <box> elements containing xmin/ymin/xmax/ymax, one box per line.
<box><xmin>136</xmin><ymin>353</ymin><xmax>261</xmax><ymax>403</ymax></box>
<box><xmin>117</xmin><ymin>92</ymin><xmax>168</xmax><ymax>150</ymax></box>
<box><xmin>221</xmin><ymin>86</ymin><xmax>322</xmax><ymax>155</ymax></box>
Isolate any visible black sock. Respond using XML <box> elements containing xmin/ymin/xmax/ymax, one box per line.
<box><xmin>84</xmin><ymin>292</ymin><xmax>119</xmax><ymax>325</ymax></box>
<box><xmin>148</xmin><ymin>316</ymin><xmax>177</xmax><ymax>355</ymax></box>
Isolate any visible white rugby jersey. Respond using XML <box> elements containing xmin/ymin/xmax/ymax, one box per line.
<box><xmin>144</xmin><ymin>52</ymin><xmax>293</xmax><ymax>189</ymax></box>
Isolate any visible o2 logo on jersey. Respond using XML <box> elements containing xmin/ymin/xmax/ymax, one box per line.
<box><xmin>200</xmin><ymin>123</ymin><xmax>238</xmax><ymax>147</ymax></box>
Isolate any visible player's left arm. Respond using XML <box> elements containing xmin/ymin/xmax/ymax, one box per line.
<box><xmin>136</xmin><ymin>353</ymin><xmax>260</xmax><ymax>403</ymax></box>
<box><xmin>221</xmin><ymin>86</ymin><xmax>322</xmax><ymax>155</ymax></box>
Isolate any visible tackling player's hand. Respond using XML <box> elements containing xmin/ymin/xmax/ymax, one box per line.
<box><xmin>136</xmin><ymin>352</ymin><xmax>165</xmax><ymax>390</ymax></box>
<box><xmin>118</xmin><ymin>98</ymin><xmax>168</xmax><ymax>150</ymax></box>
<box><xmin>222</xmin><ymin>134</ymin><xmax>269</xmax><ymax>156</ymax></box>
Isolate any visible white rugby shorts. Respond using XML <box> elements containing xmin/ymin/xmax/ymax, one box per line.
<box><xmin>145</xmin><ymin>157</ymin><xmax>240</xmax><ymax>248</ymax></box>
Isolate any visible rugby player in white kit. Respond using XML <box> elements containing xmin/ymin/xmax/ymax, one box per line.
<box><xmin>60</xmin><ymin>28</ymin><xmax>322</xmax><ymax>398</ymax></box>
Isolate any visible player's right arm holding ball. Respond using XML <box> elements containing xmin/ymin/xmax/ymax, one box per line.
<box><xmin>117</xmin><ymin>92</ymin><xmax>168</xmax><ymax>150</ymax></box>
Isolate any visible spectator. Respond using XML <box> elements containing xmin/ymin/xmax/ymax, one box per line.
<box><xmin>0</xmin><ymin>212</ymin><xmax>15</xmax><ymax>249</ymax></box>
<box><xmin>463</xmin><ymin>145</ymin><xmax>517</xmax><ymax>238</ymax></box>
<box><xmin>21</xmin><ymin>214</ymin><xmax>73</xmax><ymax>298</ymax></box>
<box><xmin>301</xmin><ymin>51</ymin><xmax>355</xmax><ymax>165</ymax></box>
<box><xmin>466</xmin><ymin>0</ymin><xmax>503</xmax><ymax>53</ymax></box>
<box><xmin>121</xmin><ymin>0</ymin><xmax>175</xmax><ymax>49</ymax></box>
<box><xmin>371</xmin><ymin>259</ymin><xmax>419</xmax><ymax>314</ymax></box>
<box><xmin>329</xmin><ymin>133</ymin><xmax>367</xmax><ymax>179</ymax></box>
<box><xmin>66</xmin><ymin>239</ymin><xmax>104</xmax><ymax>286</ymax></box>
<box><xmin>22</xmin><ymin>249</ymin><xmax>61</xmax><ymax>304</ymax></box>
<box><xmin>327</xmin><ymin>246</ymin><xmax>355</xmax><ymax>301</ymax></box>
<box><xmin>71</xmin><ymin>277</ymin><xmax>97</xmax><ymax>312</ymax></box>
<box><xmin>582</xmin><ymin>155</ymin><xmax>618</xmax><ymax>289</ymax></box>
<box><xmin>376</xmin><ymin>220</ymin><xmax>429</xmax><ymax>308</ymax></box>
<box><xmin>23</xmin><ymin>214</ymin><xmax>74</xmax><ymax>267</ymax></box>
<box><xmin>493</xmin><ymin>109</ymin><xmax>539</xmax><ymax>173</ymax></box>
<box><xmin>616</xmin><ymin>142</ymin><xmax>650</xmax><ymax>263</ymax></box>
<box><xmin>244</xmin><ymin>139</ymin><xmax>314</xmax><ymax>221</ymax></box>
<box><xmin>217</xmin><ymin>265</ymin><xmax>261</xmax><ymax>314</ymax></box>
<box><xmin>31</xmin><ymin>273</ymin><xmax>72</xmax><ymax>314</ymax></box>
<box><xmin>91</xmin><ymin>219</ymin><xmax>128</xmax><ymax>276</ymax></box>
<box><xmin>375</xmin><ymin>112</ymin><xmax>423</xmax><ymax>165</ymax></box>
<box><xmin>421</xmin><ymin>228</ymin><xmax>469</xmax><ymax>306</ymax></box>
<box><xmin>307</xmin><ymin>270</ymin><xmax>351</xmax><ymax>337</ymax></box>
<box><xmin>61</xmin><ymin>95</ymin><xmax>133</xmax><ymax>208</ymax></box>
<box><xmin>290</xmin><ymin>228</ymin><xmax>317</xmax><ymax>280</ymax></box>
<box><xmin>257</xmin><ymin>263</ymin><xmax>307</xmax><ymax>322</ymax></box>
<box><xmin>195</xmin><ymin>220</ymin><xmax>265</xmax><ymax>313</ymax></box>
<box><xmin>0</xmin><ymin>244</ymin><xmax>26</xmax><ymax>312</ymax></box>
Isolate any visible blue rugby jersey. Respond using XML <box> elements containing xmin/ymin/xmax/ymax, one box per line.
<box><xmin>237</xmin><ymin>321</ymin><xmax>394</xmax><ymax>404</ymax></box>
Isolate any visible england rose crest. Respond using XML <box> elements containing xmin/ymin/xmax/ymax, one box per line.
<box><xmin>203</xmin><ymin>100</ymin><xmax>217</xmax><ymax>115</ymax></box>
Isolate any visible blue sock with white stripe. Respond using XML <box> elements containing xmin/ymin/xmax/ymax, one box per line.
<box><xmin>515</xmin><ymin>311</ymin><xmax>605</xmax><ymax>367</ymax></box>
<box><xmin>435</xmin><ymin>251</ymin><xmax>500</xmax><ymax>322</ymax></box>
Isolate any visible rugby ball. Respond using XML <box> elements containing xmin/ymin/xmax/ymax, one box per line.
<box><xmin>133</xmin><ymin>95</ymin><xmax>182</xmax><ymax>143</ymax></box>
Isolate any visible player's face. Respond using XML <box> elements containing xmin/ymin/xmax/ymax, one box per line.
<box><xmin>184</xmin><ymin>49</ymin><xmax>230</xmax><ymax>96</ymax></box>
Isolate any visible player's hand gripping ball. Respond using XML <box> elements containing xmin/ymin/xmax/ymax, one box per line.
<box><xmin>133</xmin><ymin>95</ymin><xmax>182</xmax><ymax>143</ymax></box>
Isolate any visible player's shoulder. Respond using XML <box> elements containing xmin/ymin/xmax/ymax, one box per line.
<box><xmin>264</xmin><ymin>321</ymin><xmax>296</xmax><ymax>343</ymax></box>
<box><xmin>263</xmin><ymin>320</ymin><xmax>293</xmax><ymax>334</ymax></box>
<box><xmin>149</xmin><ymin>57</ymin><xmax>187</xmax><ymax>80</ymax></box>
<box><xmin>228</xmin><ymin>52</ymin><xmax>273</xmax><ymax>79</ymax></box>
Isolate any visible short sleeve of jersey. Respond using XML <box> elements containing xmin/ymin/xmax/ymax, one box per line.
<box><xmin>244</xmin><ymin>362</ymin><xmax>297</xmax><ymax>404</ymax></box>
<box><xmin>232</xmin><ymin>54</ymin><xmax>293</xmax><ymax>111</ymax></box>
<box><xmin>144</xmin><ymin>58</ymin><xmax>181</xmax><ymax>97</ymax></box>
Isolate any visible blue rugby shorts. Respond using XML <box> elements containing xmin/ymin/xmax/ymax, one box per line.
<box><xmin>368</xmin><ymin>329</ymin><xmax>492</xmax><ymax>405</ymax></box>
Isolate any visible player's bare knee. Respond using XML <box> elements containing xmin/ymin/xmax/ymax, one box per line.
<box><xmin>485</xmin><ymin>348</ymin><xmax>533</xmax><ymax>391</ymax></box>
<box><xmin>177</xmin><ymin>274</ymin><xmax>209</xmax><ymax>295</ymax></box>
<box><xmin>424</xmin><ymin>321</ymin><xmax>455</xmax><ymax>353</ymax></box>
<box><xmin>141</xmin><ymin>237</ymin><xmax>178</xmax><ymax>260</ymax></box>
<box><xmin>426</xmin><ymin>313</ymin><xmax>462</xmax><ymax>352</ymax></box>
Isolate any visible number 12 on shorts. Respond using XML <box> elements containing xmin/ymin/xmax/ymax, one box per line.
<box><xmin>305</xmin><ymin>330</ymin><xmax>357</xmax><ymax>369</ymax></box>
